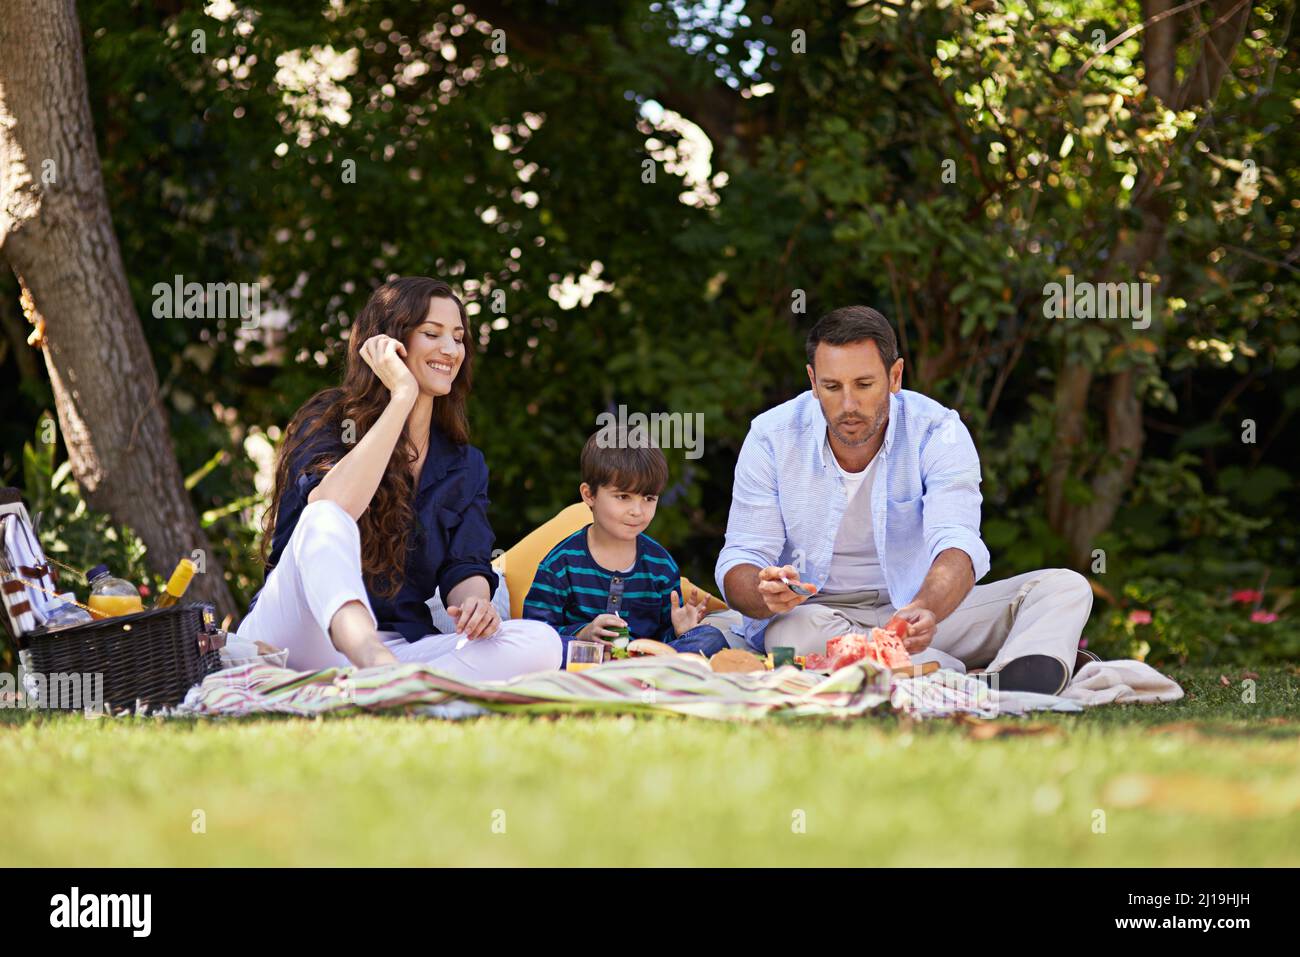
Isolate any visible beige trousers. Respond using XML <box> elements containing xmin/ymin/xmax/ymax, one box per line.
<box><xmin>758</xmin><ymin>568</ymin><xmax>1093</xmax><ymax>676</ymax></box>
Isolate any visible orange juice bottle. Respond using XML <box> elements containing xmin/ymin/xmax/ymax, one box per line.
<box><xmin>86</xmin><ymin>563</ymin><xmax>144</xmax><ymax>619</ymax></box>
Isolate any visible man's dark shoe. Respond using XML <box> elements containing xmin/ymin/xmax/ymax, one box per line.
<box><xmin>976</xmin><ymin>655</ymin><xmax>1071</xmax><ymax>695</ymax></box>
<box><xmin>1074</xmin><ymin>648</ymin><xmax>1101</xmax><ymax>676</ymax></box>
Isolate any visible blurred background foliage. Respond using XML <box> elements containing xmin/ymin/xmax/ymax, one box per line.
<box><xmin>1</xmin><ymin>0</ymin><xmax>1296</xmax><ymax>668</ymax></box>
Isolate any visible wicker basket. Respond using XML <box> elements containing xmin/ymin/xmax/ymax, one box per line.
<box><xmin>1</xmin><ymin>487</ymin><xmax>225</xmax><ymax>713</ymax></box>
<box><xmin>21</xmin><ymin>604</ymin><xmax>224</xmax><ymax>712</ymax></box>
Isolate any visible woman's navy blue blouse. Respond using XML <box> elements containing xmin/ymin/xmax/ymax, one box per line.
<box><xmin>247</xmin><ymin>417</ymin><xmax>499</xmax><ymax>643</ymax></box>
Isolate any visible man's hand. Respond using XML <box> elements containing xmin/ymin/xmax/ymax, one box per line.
<box><xmin>671</xmin><ymin>588</ymin><xmax>709</xmax><ymax>636</ymax></box>
<box><xmin>887</xmin><ymin>548</ymin><xmax>974</xmax><ymax>654</ymax></box>
<box><xmin>756</xmin><ymin>565</ymin><xmax>817</xmax><ymax>616</ymax></box>
<box><xmin>891</xmin><ymin>604</ymin><xmax>937</xmax><ymax>653</ymax></box>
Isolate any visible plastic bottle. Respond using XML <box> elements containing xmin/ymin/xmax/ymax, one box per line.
<box><xmin>44</xmin><ymin>592</ymin><xmax>94</xmax><ymax>632</ymax></box>
<box><xmin>86</xmin><ymin>564</ymin><xmax>144</xmax><ymax>618</ymax></box>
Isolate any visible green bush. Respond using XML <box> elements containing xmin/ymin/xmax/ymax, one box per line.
<box><xmin>1085</xmin><ymin>576</ymin><xmax>1297</xmax><ymax>667</ymax></box>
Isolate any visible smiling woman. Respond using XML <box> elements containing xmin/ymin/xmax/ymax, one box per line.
<box><xmin>236</xmin><ymin>277</ymin><xmax>561</xmax><ymax>678</ymax></box>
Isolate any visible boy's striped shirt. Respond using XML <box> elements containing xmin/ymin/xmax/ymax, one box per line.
<box><xmin>523</xmin><ymin>525</ymin><xmax>682</xmax><ymax>657</ymax></box>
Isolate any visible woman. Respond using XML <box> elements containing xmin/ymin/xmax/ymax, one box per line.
<box><xmin>236</xmin><ymin>277</ymin><xmax>562</xmax><ymax>678</ymax></box>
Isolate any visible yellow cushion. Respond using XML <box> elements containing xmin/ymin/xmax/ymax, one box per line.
<box><xmin>493</xmin><ymin>503</ymin><xmax>727</xmax><ymax>619</ymax></box>
<box><xmin>494</xmin><ymin>503</ymin><xmax>590</xmax><ymax>620</ymax></box>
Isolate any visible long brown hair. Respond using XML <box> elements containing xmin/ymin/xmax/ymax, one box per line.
<box><xmin>259</xmin><ymin>277</ymin><xmax>475</xmax><ymax>597</ymax></box>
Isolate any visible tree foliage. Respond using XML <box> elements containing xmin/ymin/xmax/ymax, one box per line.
<box><xmin>1</xmin><ymin>1</ymin><xmax>1295</xmax><ymax>646</ymax></box>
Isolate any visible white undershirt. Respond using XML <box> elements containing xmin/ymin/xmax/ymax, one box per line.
<box><xmin>823</xmin><ymin>439</ymin><xmax>887</xmax><ymax>593</ymax></box>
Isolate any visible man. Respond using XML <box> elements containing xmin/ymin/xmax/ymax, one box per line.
<box><xmin>714</xmin><ymin>306</ymin><xmax>1095</xmax><ymax>694</ymax></box>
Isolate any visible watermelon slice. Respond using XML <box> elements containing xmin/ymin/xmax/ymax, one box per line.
<box><xmin>865</xmin><ymin>627</ymin><xmax>912</xmax><ymax>669</ymax></box>
<box><xmin>826</xmin><ymin>632</ymin><xmax>870</xmax><ymax>670</ymax></box>
<box><xmin>821</xmin><ymin>627</ymin><xmax>914</xmax><ymax>671</ymax></box>
<box><xmin>883</xmin><ymin>615</ymin><xmax>911</xmax><ymax>640</ymax></box>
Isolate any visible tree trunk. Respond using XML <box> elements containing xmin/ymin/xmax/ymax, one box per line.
<box><xmin>0</xmin><ymin>0</ymin><xmax>237</xmax><ymax>618</ymax></box>
<box><xmin>1045</xmin><ymin>1</ymin><xmax>1252</xmax><ymax>570</ymax></box>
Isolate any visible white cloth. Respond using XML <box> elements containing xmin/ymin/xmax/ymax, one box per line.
<box><xmin>895</xmin><ymin>661</ymin><xmax>1183</xmax><ymax>718</ymax></box>
<box><xmin>236</xmin><ymin>498</ymin><xmax>561</xmax><ymax>680</ymax></box>
<box><xmin>1061</xmin><ymin>659</ymin><xmax>1184</xmax><ymax>706</ymax></box>
<box><xmin>889</xmin><ymin>669</ymin><xmax>1085</xmax><ymax>718</ymax></box>
<box><xmin>0</xmin><ymin>509</ymin><xmax>60</xmax><ymax>630</ymax></box>
<box><xmin>823</xmin><ymin>444</ymin><xmax>887</xmax><ymax>593</ymax></box>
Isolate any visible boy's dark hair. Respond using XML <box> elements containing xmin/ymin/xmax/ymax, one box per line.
<box><xmin>580</xmin><ymin>429</ymin><xmax>669</xmax><ymax>497</ymax></box>
<box><xmin>805</xmin><ymin>305</ymin><xmax>899</xmax><ymax>370</ymax></box>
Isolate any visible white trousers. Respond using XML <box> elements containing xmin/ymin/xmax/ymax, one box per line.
<box><xmin>760</xmin><ymin>568</ymin><xmax>1094</xmax><ymax>677</ymax></box>
<box><xmin>236</xmin><ymin>499</ymin><xmax>562</xmax><ymax>680</ymax></box>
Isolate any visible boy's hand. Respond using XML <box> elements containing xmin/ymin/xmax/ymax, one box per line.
<box><xmin>577</xmin><ymin>613</ymin><xmax>626</xmax><ymax>642</ymax></box>
<box><xmin>671</xmin><ymin>588</ymin><xmax>709</xmax><ymax>636</ymax></box>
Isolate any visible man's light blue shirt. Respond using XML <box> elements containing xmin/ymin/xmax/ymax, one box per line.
<box><xmin>715</xmin><ymin>389</ymin><xmax>991</xmax><ymax>651</ymax></box>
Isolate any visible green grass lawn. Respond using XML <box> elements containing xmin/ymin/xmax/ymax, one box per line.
<box><xmin>2</xmin><ymin>665</ymin><xmax>1297</xmax><ymax>867</ymax></box>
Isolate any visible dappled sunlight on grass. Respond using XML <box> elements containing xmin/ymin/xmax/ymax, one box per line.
<box><xmin>1</xmin><ymin>667</ymin><xmax>1296</xmax><ymax>866</ymax></box>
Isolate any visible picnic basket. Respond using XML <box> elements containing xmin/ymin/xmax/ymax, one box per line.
<box><xmin>0</xmin><ymin>486</ymin><xmax>225</xmax><ymax>712</ymax></box>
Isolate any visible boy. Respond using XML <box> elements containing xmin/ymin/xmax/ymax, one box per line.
<box><xmin>523</xmin><ymin>430</ymin><xmax>729</xmax><ymax>664</ymax></box>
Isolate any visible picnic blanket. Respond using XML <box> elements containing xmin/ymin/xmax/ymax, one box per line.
<box><xmin>176</xmin><ymin>656</ymin><xmax>1084</xmax><ymax>721</ymax></box>
<box><xmin>1061</xmin><ymin>659</ymin><xmax>1184</xmax><ymax>706</ymax></box>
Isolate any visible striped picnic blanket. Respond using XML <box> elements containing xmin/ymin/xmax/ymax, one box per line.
<box><xmin>176</xmin><ymin>655</ymin><xmax>1041</xmax><ymax>721</ymax></box>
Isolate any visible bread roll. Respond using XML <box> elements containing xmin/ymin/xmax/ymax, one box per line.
<box><xmin>626</xmin><ymin>638</ymin><xmax>676</xmax><ymax>657</ymax></box>
<box><xmin>709</xmin><ymin>648</ymin><xmax>766</xmax><ymax>673</ymax></box>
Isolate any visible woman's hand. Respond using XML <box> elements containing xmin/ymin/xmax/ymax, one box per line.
<box><xmin>671</xmin><ymin>588</ymin><xmax>709</xmax><ymax>636</ymax></box>
<box><xmin>360</xmin><ymin>334</ymin><xmax>418</xmax><ymax>403</ymax></box>
<box><xmin>447</xmin><ymin>595</ymin><xmax>501</xmax><ymax>640</ymax></box>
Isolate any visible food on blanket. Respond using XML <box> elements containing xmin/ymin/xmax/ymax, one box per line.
<box><xmin>825</xmin><ymin>632</ymin><xmax>870</xmax><ymax>669</ymax></box>
<box><xmin>866</xmin><ymin>628</ymin><xmax>912</xmax><ymax>669</ymax></box>
<box><xmin>710</xmin><ymin>648</ymin><xmax>766</xmax><ymax>673</ymax></box>
<box><xmin>626</xmin><ymin>638</ymin><xmax>676</xmax><ymax>657</ymax></box>
<box><xmin>804</xmin><ymin>652</ymin><xmax>831</xmax><ymax>671</ymax></box>
<box><xmin>821</xmin><ymin>628</ymin><xmax>915</xmax><ymax>672</ymax></box>
<box><xmin>771</xmin><ymin>646</ymin><xmax>795</xmax><ymax>669</ymax></box>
